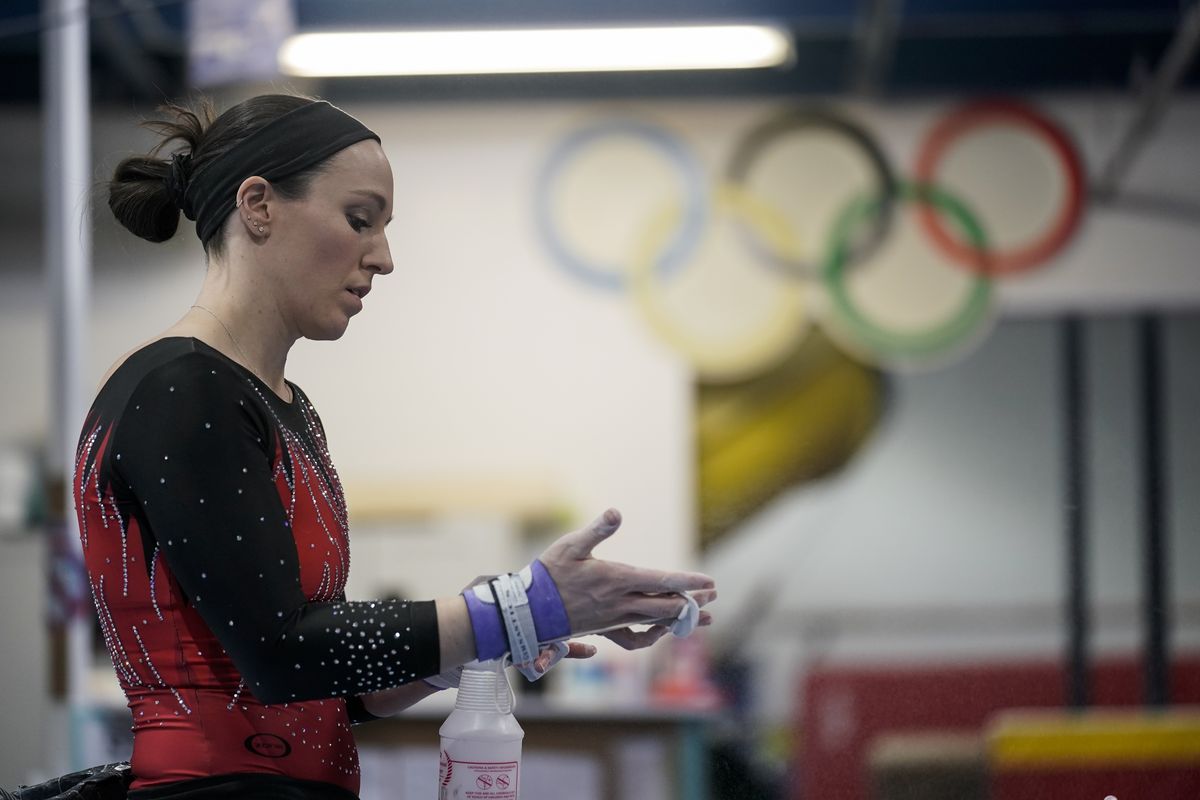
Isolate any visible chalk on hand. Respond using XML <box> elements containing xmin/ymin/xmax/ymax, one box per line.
<box><xmin>669</xmin><ymin>592</ymin><xmax>700</xmax><ymax>637</ymax></box>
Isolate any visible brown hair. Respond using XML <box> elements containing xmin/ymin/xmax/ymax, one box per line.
<box><xmin>107</xmin><ymin>93</ymin><xmax>330</xmax><ymax>259</ymax></box>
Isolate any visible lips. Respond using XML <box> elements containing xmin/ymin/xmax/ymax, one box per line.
<box><xmin>346</xmin><ymin>285</ymin><xmax>370</xmax><ymax>299</ymax></box>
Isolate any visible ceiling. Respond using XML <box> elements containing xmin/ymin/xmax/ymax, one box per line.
<box><xmin>1</xmin><ymin>0</ymin><xmax>1198</xmax><ymax>106</ymax></box>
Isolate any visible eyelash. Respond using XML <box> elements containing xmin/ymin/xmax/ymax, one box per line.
<box><xmin>347</xmin><ymin>215</ymin><xmax>371</xmax><ymax>232</ymax></box>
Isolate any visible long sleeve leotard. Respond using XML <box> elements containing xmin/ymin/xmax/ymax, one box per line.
<box><xmin>73</xmin><ymin>337</ymin><xmax>440</xmax><ymax>798</ymax></box>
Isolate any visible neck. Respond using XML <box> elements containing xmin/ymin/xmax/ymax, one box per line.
<box><xmin>189</xmin><ymin>259</ymin><xmax>296</xmax><ymax>399</ymax></box>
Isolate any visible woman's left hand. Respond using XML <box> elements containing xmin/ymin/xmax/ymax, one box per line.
<box><xmin>528</xmin><ymin>639</ymin><xmax>596</xmax><ymax>676</ymax></box>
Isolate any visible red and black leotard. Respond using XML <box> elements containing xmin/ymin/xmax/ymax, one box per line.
<box><xmin>73</xmin><ymin>337</ymin><xmax>440</xmax><ymax>798</ymax></box>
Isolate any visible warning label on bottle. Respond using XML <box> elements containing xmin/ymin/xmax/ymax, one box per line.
<box><xmin>439</xmin><ymin>752</ymin><xmax>519</xmax><ymax>799</ymax></box>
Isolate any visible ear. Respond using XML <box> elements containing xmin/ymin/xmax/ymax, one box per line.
<box><xmin>234</xmin><ymin>176</ymin><xmax>274</xmax><ymax>238</ymax></box>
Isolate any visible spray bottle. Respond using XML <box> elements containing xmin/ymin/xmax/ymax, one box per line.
<box><xmin>438</xmin><ymin>659</ymin><xmax>523</xmax><ymax>799</ymax></box>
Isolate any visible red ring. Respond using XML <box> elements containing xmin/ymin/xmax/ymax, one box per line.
<box><xmin>913</xmin><ymin>98</ymin><xmax>1086</xmax><ymax>275</ymax></box>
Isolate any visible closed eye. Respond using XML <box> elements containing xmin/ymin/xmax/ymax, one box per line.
<box><xmin>347</xmin><ymin>214</ymin><xmax>370</xmax><ymax>232</ymax></box>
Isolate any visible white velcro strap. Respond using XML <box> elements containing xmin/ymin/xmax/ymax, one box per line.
<box><xmin>491</xmin><ymin>573</ymin><xmax>539</xmax><ymax>667</ymax></box>
<box><xmin>517</xmin><ymin>564</ymin><xmax>534</xmax><ymax>590</ymax></box>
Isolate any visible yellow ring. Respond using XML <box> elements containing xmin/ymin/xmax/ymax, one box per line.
<box><xmin>627</xmin><ymin>184</ymin><xmax>811</xmax><ymax>383</ymax></box>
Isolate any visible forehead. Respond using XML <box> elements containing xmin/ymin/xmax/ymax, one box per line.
<box><xmin>317</xmin><ymin>140</ymin><xmax>393</xmax><ymax>205</ymax></box>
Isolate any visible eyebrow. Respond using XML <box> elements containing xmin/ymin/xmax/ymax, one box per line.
<box><xmin>349</xmin><ymin>189</ymin><xmax>393</xmax><ymax>224</ymax></box>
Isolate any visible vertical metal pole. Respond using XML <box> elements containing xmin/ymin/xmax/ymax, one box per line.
<box><xmin>42</xmin><ymin>0</ymin><xmax>93</xmax><ymax>767</ymax></box>
<box><xmin>1138</xmin><ymin>314</ymin><xmax>1170</xmax><ymax>707</ymax></box>
<box><xmin>1062</xmin><ymin>317</ymin><xmax>1089</xmax><ymax>708</ymax></box>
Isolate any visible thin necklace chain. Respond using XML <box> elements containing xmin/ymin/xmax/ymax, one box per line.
<box><xmin>190</xmin><ymin>303</ymin><xmax>290</xmax><ymax>401</ymax></box>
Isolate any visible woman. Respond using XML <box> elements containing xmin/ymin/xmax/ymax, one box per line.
<box><xmin>74</xmin><ymin>94</ymin><xmax>716</xmax><ymax>799</ymax></box>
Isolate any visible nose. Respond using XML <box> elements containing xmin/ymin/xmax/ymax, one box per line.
<box><xmin>364</xmin><ymin>233</ymin><xmax>394</xmax><ymax>276</ymax></box>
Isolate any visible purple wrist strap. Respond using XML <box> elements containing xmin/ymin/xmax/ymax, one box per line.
<box><xmin>463</xmin><ymin>588</ymin><xmax>507</xmax><ymax>662</ymax></box>
<box><xmin>528</xmin><ymin>560</ymin><xmax>571</xmax><ymax>642</ymax></box>
<box><xmin>462</xmin><ymin>560</ymin><xmax>572</xmax><ymax>662</ymax></box>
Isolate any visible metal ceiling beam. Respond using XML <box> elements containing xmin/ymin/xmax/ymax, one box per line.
<box><xmin>899</xmin><ymin>11</ymin><xmax>1176</xmax><ymax>38</ymax></box>
<box><xmin>91</xmin><ymin>0</ymin><xmax>172</xmax><ymax>100</ymax></box>
<box><xmin>851</xmin><ymin>0</ymin><xmax>902</xmax><ymax>96</ymax></box>
<box><xmin>118</xmin><ymin>0</ymin><xmax>183</xmax><ymax>52</ymax></box>
<box><xmin>1094</xmin><ymin>1</ymin><xmax>1200</xmax><ymax>200</ymax></box>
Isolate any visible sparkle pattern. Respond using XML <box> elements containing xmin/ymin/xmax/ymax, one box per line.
<box><xmin>148</xmin><ymin>547</ymin><xmax>164</xmax><ymax>622</ymax></box>
<box><xmin>72</xmin><ymin>339</ymin><xmax>440</xmax><ymax>795</ymax></box>
<box><xmin>132</xmin><ymin>624</ymin><xmax>192</xmax><ymax>715</ymax></box>
<box><xmin>75</xmin><ymin>425</ymin><xmax>102</xmax><ymax>549</ymax></box>
<box><xmin>91</xmin><ymin>575</ymin><xmax>141</xmax><ymax>688</ymax></box>
<box><xmin>248</xmin><ymin>378</ymin><xmax>351</xmax><ymax>599</ymax></box>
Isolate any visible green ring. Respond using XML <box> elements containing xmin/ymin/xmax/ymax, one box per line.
<box><xmin>823</xmin><ymin>181</ymin><xmax>993</xmax><ymax>359</ymax></box>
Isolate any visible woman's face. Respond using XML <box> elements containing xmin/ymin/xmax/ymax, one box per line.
<box><xmin>267</xmin><ymin>140</ymin><xmax>395</xmax><ymax>341</ymax></box>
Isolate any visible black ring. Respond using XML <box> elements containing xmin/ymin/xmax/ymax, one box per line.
<box><xmin>724</xmin><ymin>105</ymin><xmax>899</xmax><ymax>280</ymax></box>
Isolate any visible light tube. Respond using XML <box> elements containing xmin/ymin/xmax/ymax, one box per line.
<box><xmin>278</xmin><ymin>25</ymin><xmax>793</xmax><ymax>77</ymax></box>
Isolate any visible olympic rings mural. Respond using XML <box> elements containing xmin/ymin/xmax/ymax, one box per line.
<box><xmin>534</xmin><ymin>99</ymin><xmax>1086</xmax><ymax>378</ymax></box>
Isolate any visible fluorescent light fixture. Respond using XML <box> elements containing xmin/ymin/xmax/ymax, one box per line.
<box><xmin>278</xmin><ymin>25</ymin><xmax>793</xmax><ymax>77</ymax></box>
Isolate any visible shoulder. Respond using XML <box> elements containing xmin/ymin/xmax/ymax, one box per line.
<box><xmin>99</xmin><ymin>337</ymin><xmax>232</xmax><ymax>392</ymax></box>
<box><xmin>96</xmin><ymin>337</ymin><xmax>159</xmax><ymax>393</ymax></box>
<box><xmin>93</xmin><ymin>338</ymin><xmax>271</xmax><ymax>427</ymax></box>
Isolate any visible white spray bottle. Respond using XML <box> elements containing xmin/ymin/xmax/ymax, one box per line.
<box><xmin>438</xmin><ymin>659</ymin><xmax>523</xmax><ymax>799</ymax></box>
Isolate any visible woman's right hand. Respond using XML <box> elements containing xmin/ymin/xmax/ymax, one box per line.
<box><xmin>537</xmin><ymin>508</ymin><xmax>717</xmax><ymax>650</ymax></box>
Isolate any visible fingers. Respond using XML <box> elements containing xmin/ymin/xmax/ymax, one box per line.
<box><xmin>531</xmin><ymin>642</ymin><xmax>561</xmax><ymax>674</ymax></box>
<box><xmin>530</xmin><ymin>641</ymin><xmax>592</xmax><ymax>675</ymax></box>
<box><xmin>555</xmin><ymin>508</ymin><xmax>623</xmax><ymax>559</ymax></box>
<box><xmin>560</xmin><ymin>641</ymin><xmax>597</xmax><ymax>661</ymax></box>
<box><xmin>540</xmin><ymin>509</ymin><xmax>718</xmax><ymax>641</ymax></box>
<box><xmin>623</xmin><ymin>594</ymin><xmax>695</xmax><ymax>623</ymax></box>
<box><xmin>616</xmin><ymin>565</ymin><xmax>716</xmax><ymax>594</ymax></box>
<box><xmin>600</xmin><ymin>610</ymin><xmax>711</xmax><ymax>650</ymax></box>
<box><xmin>616</xmin><ymin>588</ymin><xmax>717</xmax><ymax>625</ymax></box>
<box><xmin>603</xmin><ymin>625</ymin><xmax>670</xmax><ymax>651</ymax></box>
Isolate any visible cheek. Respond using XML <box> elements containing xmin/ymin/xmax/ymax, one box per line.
<box><xmin>313</xmin><ymin>240</ymin><xmax>349</xmax><ymax>283</ymax></box>
<box><xmin>290</xmin><ymin>218</ymin><xmax>357</xmax><ymax>285</ymax></box>
<box><xmin>315</xmin><ymin>218</ymin><xmax>355</xmax><ymax>262</ymax></box>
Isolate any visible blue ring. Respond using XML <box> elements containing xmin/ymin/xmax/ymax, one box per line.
<box><xmin>535</xmin><ymin>119</ymin><xmax>707</xmax><ymax>292</ymax></box>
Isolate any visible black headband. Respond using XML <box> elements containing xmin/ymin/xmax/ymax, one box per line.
<box><xmin>171</xmin><ymin>100</ymin><xmax>381</xmax><ymax>244</ymax></box>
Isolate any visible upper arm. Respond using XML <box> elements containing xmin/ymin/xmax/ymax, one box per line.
<box><xmin>113</xmin><ymin>358</ymin><xmax>305</xmax><ymax>646</ymax></box>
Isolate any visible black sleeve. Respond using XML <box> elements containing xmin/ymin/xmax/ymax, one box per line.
<box><xmin>112</xmin><ymin>354</ymin><xmax>441</xmax><ymax>705</ymax></box>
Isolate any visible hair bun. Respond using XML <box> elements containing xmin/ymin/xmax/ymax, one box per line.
<box><xmin>164</xmin><ymin>151</ymin><xmax>195</xmax><ymax>219</ymax></box>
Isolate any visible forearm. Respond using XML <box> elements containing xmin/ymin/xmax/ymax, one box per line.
<box><xmin>435</xmin><ymin>594</ymin><xmax>477</xmax><ymax>669</ymax></box>
<box><xmin>248</xmin><ymin>597</ymin><xmax>465</xmax><ymax>705</ymax></box>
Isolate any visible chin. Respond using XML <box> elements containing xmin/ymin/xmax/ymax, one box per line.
<box><xmin>305</xmin><ymin>318</ymin><xmax>352</xmax><ymax>342</ymax></box>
